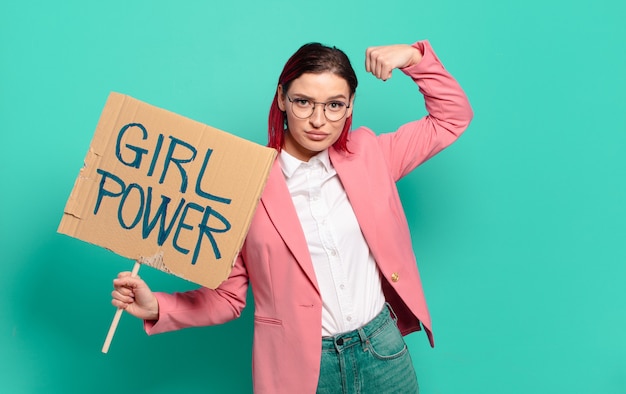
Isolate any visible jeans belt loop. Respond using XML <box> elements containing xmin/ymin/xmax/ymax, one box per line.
<box><xmin>386</xmin><ymin>302</ymin><xmax>398</xmax><ymax>323</ymax></box>
<box><xmin>357</xmin><ymin>327</ymin><xmax>368</xmax><ymax>351</ymax></box>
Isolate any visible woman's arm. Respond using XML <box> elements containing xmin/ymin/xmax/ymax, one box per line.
<box><xmin>373</xmin><ymin>40</ymin><xmax>474</xmax><ymax>181</ymax></box>
<box><xmin>111</xmin><ymin>253</ymin><xmax>249</xmax><ymax>335</ymax></box>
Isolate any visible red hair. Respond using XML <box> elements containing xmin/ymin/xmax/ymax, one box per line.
<box><xmin>268</xmin><ymin>43</ymin><xmax>358</xmax><ymax>153</ymax></box>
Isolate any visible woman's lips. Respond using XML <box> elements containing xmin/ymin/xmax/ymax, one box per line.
<box><xmin>305</xmin><ymin>131</ymin><xmax>329</xmax><ymax>141</ymax></box>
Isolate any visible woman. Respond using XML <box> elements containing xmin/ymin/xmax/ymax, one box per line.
<box><xmin>112</xmin><ymin>38</ymin><xmax>473</xmax><ymax>393</ymax></box>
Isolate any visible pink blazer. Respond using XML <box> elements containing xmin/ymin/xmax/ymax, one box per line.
<box><xmin>145</xmin><ymin>40</ymin><xmax>473</xmax><ymax>393</ymax></box>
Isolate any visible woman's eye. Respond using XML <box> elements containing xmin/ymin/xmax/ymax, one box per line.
<box><xmin>294</xmin><ymin>99</ymin><xmax>310</xmax><ymax>107</ymax></box>
<box><xmin>328</xmin><ymin>101</ymin><xmax>345</xmax><ymax>110</ymax></box>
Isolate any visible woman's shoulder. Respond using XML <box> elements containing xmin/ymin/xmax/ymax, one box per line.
<box><xmin>348</xmin><ymin>126</ymin><xmax>377</xmax><ymax>144</ymax></box>
<box><xmin>344</xmin><ymin>126</ymin><xmax>384</xmax><ymax>155</ymax></box>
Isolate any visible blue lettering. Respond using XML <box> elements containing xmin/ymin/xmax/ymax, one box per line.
<box><xmin>159</xmin><ymin>136</ymin><xmax>197</xmax><ymax>193</ymax></box>
<box><xmin>142</xmin><ymin>187</ymin><xmax>186</xmax><ymax>245</ymax></box>
<box><xmin>192</xmin><ymin>206</ymin><xmax>231</xmax><ymax>264</ymax></box>
<box><xmin>195</xmin><ymin>148</ymin><xmax>232</xmax><ymax>204</ymax></box>
<box><xmin>147</xmin><ymin>133</ymin><xmax>164</xmax><ymax>177</ymax></box>
<box><xmin>115</xmin><ymin>123</ymin><xmax>149</xmax><ymax>168</ymax></box>
<box><xmin>118</xmin><ymin>183</ymin><xmax>144</xmax><ymax>229</ymax></box>
<box><xmin>94</xmin><ymin>169</ymin><xmax>126</xmax><ymax>214</ymax></box>
<box><xmin>172</xmin><ymin>202</ymin><xmax>204</xmax><ymax>255</ymax></box>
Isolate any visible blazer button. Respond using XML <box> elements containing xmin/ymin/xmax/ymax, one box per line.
<box><xmin>391</xmin><ymin>273</ymin><xmax>399</xmax><ymax>283</ymax></box>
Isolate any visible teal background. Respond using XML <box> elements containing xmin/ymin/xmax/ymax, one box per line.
<box><xmin>1</xmin><ymin>0</ymin><xmax>624</xmax><ymax>393</ymax></box>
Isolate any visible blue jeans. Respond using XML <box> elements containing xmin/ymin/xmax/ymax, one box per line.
<box><xmin>317</xmin><ymin>304</ymin><xmax>419</xmax><ymax>393</ymax></box>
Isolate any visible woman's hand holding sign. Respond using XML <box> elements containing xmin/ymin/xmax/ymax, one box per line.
<box><xmin>111</xmin><ymin>272</ymin><xmax>160</xmax><ymax>321</ymax></box>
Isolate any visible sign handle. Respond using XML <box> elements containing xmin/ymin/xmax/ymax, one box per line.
<box><xmin>101</xmin><ymin>261</ymin><xmax>141</xmax><ymax>353</ymax></box>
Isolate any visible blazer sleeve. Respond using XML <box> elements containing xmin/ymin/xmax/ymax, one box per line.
<box><xmin>144</xmin><ymin>253</ymin><xmax>249</xmax><ymax>335</ymax></box>
<box><xmin>376</xmin><ymin>40</ymin><xmax>473</xmax><ymax>181</ymax></box>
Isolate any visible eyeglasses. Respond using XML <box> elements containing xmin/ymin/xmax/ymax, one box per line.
<box><xmin>286</xmin><ymin>95</ymin><xmax>350</xmax><ymax>122</ymax></box>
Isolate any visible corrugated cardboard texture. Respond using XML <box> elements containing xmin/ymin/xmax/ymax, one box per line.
<box><xmin>58</xmin><ymin>92</ymin><xmax>276</xmax><ymax>289</ymax></box>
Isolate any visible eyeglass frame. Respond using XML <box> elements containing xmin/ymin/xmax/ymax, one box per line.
<box><xmin>286</xmin><ymin>95</ymin><xmax>351</xmax><ymax>122</ymax></box>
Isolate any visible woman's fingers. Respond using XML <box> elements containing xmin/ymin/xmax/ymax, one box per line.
<box><xmin>109</xmin><ymin>273</ymin><xmax>158</xmax><ymax>320</ymax></box>
<box><xmin>365</xmin><ymin>44</ymin><xmax>422</xmax><ymax>81</ymax></box>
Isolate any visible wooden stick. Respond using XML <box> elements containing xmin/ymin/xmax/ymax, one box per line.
<box><xmin>102</xmin><ymin>261</ymin><xmax>141</xmax><ymax>353</ymax></box>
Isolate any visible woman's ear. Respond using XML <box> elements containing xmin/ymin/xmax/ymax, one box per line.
<box><xmin>277</xmin><ymin>85</ymin><xmax>286</xmax><ymax>111</ymax></box>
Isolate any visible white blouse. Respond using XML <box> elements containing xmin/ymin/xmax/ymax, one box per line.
<box><xmin>279</xmin><ymin>149</ymin><xmax>386</xmax><ymax>336</ymax></box>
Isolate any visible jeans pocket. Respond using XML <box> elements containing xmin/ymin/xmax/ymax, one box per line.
<box><xmin>366</xmin><ymin>320</ymin><xmax>408</xmax><ymax>360</ymax></box>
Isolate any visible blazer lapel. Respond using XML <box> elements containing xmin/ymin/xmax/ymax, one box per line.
<box><xmin>260</xmin><ymin>160</ymin><xmax>319</xmax><ymax>291</ymax></box>
<box><xmin>329</xmin><ymin>148</ymin><xmax>380</xmax><ymax>257</ymax></box>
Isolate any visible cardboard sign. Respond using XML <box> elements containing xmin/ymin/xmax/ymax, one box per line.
<box><xmin>59</xmin><ymin>92</ymin><xmax>276</xmax><ymax>289</ymax></box>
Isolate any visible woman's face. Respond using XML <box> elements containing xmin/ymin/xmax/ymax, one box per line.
<box><xmin>278</xmin><ymin>72</ymin><xmax>354</xmax><ymax>162</ymax></box>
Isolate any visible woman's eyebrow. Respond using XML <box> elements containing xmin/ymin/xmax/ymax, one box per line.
<box><xmin>326</xmin><ymin>94</ymin><xmax>349</xmax><ymax>101</ymax></box>
<box><xmin>290</xmin><ymin>93</ymin><xmax>349</xmax><ymax>101</ymax></box>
